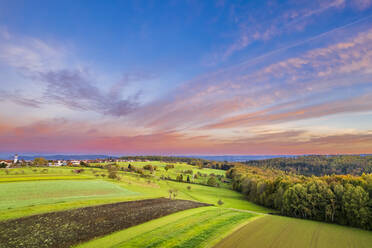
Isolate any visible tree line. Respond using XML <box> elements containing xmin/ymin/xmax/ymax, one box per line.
<box><xmin>227</xmin><ymin>164</ymin><xmax>372</xmax><ymax>230</ymax></box>
<box><xmin>244</xmin><ymin>155</ymin><xmax>372</xmax><ymax>176</ymax></box>
<box><xmin>119</xmin><ymin>156</ymin><xmax>234</xmax><ymax>170</ymax></box>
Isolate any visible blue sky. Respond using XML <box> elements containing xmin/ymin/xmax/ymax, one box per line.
<box><xmin>0</xmin><ymin>0</ymin><xmax>372</xmax><ymax>155</ymax></box>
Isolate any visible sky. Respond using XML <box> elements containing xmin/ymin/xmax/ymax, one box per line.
<box><xmin>0</xmin><ymin>0</ymin><xmax>372</xmax><ymax>155</ymax></box>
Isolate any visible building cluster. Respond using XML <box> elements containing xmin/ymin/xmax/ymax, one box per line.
<box><xmin>0</xmin><ymin>155</ymin><xmax>143</xmax><ymax>168</ymax></box>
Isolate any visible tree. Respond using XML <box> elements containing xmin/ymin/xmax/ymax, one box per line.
<box><xmin>187</xmin><ymin>185</ymin><xmax>191</xmax><ymax>191</ymax></box>
<box><xmin>144</xmin><ymin>164</ymin><xmax>154</xmax><ymax>172</ymax></box>
<box><xmin>187</xmin><ymin>175</ymin><xmax>190</xmax><ymax>183</ymax></box>
<box><xmin>207</xmin><ymin>176</ymin><xmax>218</xmax><ymax>187</ymax></box>
<box><xmin>176</xmin><ymin>174</ymin><xmax>183</xmax><ymax>182</ymax></box>
<box><xmin>217</xmin><ymin>199</ymin><xmax>224</xmax><ymax>206</ymax></box>
<box><xmin>168</xmin><ymin>189</ymin><xmax>178</xmax><ymax>199</ymax></box>
<box><xmin>342</xmin><ymin>184</ymin><xmax>370</xmax><ymax>228</ymax></box>
<box><xmin>33</xmin><ymin>157</ymin><xmax>47</xmax><ymax>167</ymax></box>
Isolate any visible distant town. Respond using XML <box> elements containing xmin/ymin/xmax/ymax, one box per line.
<box><xmin>0</xmin><ymin>154</ymin><xmax>144</xmax><ymax>168</ymax></box>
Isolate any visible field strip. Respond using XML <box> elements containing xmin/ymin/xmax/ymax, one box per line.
<box><xmin>0</xmin><ymin>195</ymin><xmax>155</xmax><ymax>221</ymax></box>
<box><xmin>213</xmin><ymin>215</ymin><xmax>372</xmax><ymax>248</ymax></box>
<box><xmin>223</xmin><ymin>207</ymin><xmax>268</xmax><ymax>215</ymax></box>
<box><xmin>74</xmin><ymin>207</ymin><xmax>215</xmax><ymax>248</ymax></box>
<box><xmin>82</xmin><ymin>208</ymin><xmax>258</xmax><ymax>248</ymax></box>
<box><xmin>205</xmin><ymin>215</ymin><xmax>264</xmax><ymax>248</ymax></box>
<box><xmin>0</xmin><ymin>176</ymin><xmax>93</xmax><ymax>183</ymax></box>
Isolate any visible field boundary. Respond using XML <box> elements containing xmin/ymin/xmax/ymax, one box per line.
<box><xmin>206</xmin><ymin>214</ymin><xmax>265</xmax><ymax>248</ymax></box>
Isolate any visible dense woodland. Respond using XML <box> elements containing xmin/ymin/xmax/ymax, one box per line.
<box><xmin>227</xmin><ymin>164</ymin><xmax>372</xmax><ymax>230</ymax></box>
<box><xmin>244</xmin><ymin>155</ymin><xmax>372</xmax><ymax>176</ymax></box>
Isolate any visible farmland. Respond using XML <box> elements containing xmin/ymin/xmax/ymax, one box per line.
<box><xmin>0</xmin><ymin>198</ymin><xmax>209</xmax><ymax>248</ymax></box>
<box><xmin>215</xmin><ymin>215</ymin><xmax>372</xmax><ymax>248</ymax></box>
<box><xmin>0</xmin><ymin>167</ymin><xmax>269</xmax><ymax>221</ymax></box>
<box><xmin>78</xmin><ymin>207</ymin><xmax>258</xmax><ymax>248</ymax></box>
<box><xmin>1</xmin><ymin>164</ymin><xmax>371</xmax><ymax>248</ymax></box>
<box><xmin>0</xmin><ymin>180</ymin><xmax>138</xmax><ymax>211</ymax></box>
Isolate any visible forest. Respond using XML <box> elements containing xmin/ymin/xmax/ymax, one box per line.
<box><xmin>244</xmin><ymin>155</ymin><xmax>372</xmax><ymax>176</ymax></box>
<box><xmin>227</xmin><ymin>162</ymin><xmax>372</xmax><ymax>230</ymax></box>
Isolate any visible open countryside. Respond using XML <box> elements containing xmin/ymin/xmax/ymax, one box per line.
<box><xmin>1</xmin><ymin>156</ymin><xmax>372</xmax><ymax>247</ymax></box>
<box><xmin>1</xmin><ymin>0</ymin><xmax>372</xmax><ymax>247</ymax></box>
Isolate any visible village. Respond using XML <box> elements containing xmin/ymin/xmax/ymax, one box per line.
<box><xmin>0</xmin><ymin>154</ymin><xmax>142</xmax><ymax>168</ymax></box>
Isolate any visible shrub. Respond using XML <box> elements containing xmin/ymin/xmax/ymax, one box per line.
<box><xmin>217</xmin><ymin>199</ymin><xmax>224</xmax><ymax>206</ymax></box>
<box><xmin>165</xmin><ymin>164</ymin><xmax>175</xmax><ymax>171</ymax></box>
<box><xmin>144</xmin><ymin>164</ymin><xmax>154</xmax><ymax>172</ymax></box>
<box><xmin>107</xmin><ymin>165</ymin><xmax>119</xmax><ymax>179</ymax></box>
<box><xmin>176</xmin><ymin>174</ymin><xmax>184</xmax><ymax>182</ymax></box>
<box><xmin>207</xmin><ymin>176</ymin><xmax>218</xmax><ymax>187</ymax></box>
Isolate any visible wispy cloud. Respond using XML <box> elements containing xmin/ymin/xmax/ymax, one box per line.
<box><xmin>0</xmin><ymin>29</ymin><xmax>143</xmax><ymax>117</ymax></box>
<box><xmin>206</xmin><ymin>0</ymin><xmax>371</xmax><ymax>64</ymax></box>
<box><xmin>38</xmin><ymin>69</ymin><xmax>140</xmax><ymax>116</ymax></box>
<box><xmin>0</xmin><ymin>90</ymin><xmax>43</xmax><ymax>108</ymax></box>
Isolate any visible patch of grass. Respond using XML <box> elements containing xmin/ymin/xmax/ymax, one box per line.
<box><xmin>76</xmin><ymin>207</ymin><xmax>256</xmax><ymax>248</ymax></box>
<box><xmin>0</xmin><ymin>175</ymin><xmax>92</xmax><ymax>182</ymax></box>
<box><xmin>214</xmin><ymin>215</ymin><xmax>372</xmax><ymax>248</ymax></box>
<box><xmin>0</xmin><ymin>180</ymin><xmax>138</xmax><ymax>211</ymax></box>
<box><xmin>116</xmin><ymin>176</ymin><xmax>271</xmax><ymax>213</ymax></box>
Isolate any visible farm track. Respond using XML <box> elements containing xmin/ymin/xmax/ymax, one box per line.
<box><xmin>0</xmin><ymin>198</ymin><xmax>211</xmax><ymax>248</ymax></box>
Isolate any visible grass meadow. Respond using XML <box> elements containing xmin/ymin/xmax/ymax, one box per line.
<box><xmin>214</xmin><ymin>215</ymin><xmax>372</xmax><ymax>248</ymax></box>
<box><xmin>0</xmin><ymin>180</ymin><xmax>138</xmax><ymax>211</ymax></box>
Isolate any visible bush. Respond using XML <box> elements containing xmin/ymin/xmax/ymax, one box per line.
<box><xmin>207</xmin><ymin>176</ymin><xmax>218</xmax><ymax>187</ymax></box>
<box><xmin>108</xmin><ymin>171</ymin><xmax>117</xmax><ymax>179</ymax></box>
<box><xmin>176</xmin><ymin>174</ymin><xmax>184</xmax><ymax>182</ymax></box>
<box><xmin>217</xmin><ymin>199</ymin><xmax>224</xmax><ymax>206</ymax></box>
<box><xmin>165</xmin><ymin>164</ymin><xmax>175</xmax><ymax>171</ymax></box>
<box><xmin>144</xmin><ymin>164</ymin><xmax>154</xmax><ymax>172</ymax></box>
<box><xmin>107</xmin><ymin>165</ymin><xmax>118</xmax><ymax>179</ymax></box>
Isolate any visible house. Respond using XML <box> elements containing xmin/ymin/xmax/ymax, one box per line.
<box><xmin>71</xmin><ymin>160</ymin><xmax>81</xmax><ymax>166</ymax></box>
<box><xmin>0</xmin><ymin>160</ymin><xmax>11</xmax><ymax>167</ymax></box>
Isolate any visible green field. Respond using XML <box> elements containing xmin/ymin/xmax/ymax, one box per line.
<box><xmin>0</xmin><ymin>167</ymin><xmax>269</xmax><ymax>221</ymax></box>
<box><xmin>76</xmin><ymin>207</ymin><xmax>259</xmax><ymax>248</ymax></box>
<box><xmin>214</xmin><ymin>215</ymin><xmax>372</xmax><ymax>248</ymax></box>
<box><xmin>92</xmin><ymin>161</ymin><xmax>229</xmax><ymax>187</ymax></box>
<box><xmin>0</xmin><ymin>180</ymin><xmax>138</xmax><ymax>211</ymax></box>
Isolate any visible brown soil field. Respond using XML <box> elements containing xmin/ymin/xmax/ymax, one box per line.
<box><xmin>0</xmin><ymin>198</ymin><xmax>210</xmax><ymax>248</ymax></box>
